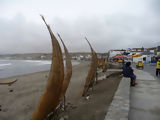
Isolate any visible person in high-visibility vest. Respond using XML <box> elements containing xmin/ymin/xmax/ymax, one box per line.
<box><xmin>156</xmin><ymin>59</ymin><xmax>160</xmax><ymax>76</ymax></box>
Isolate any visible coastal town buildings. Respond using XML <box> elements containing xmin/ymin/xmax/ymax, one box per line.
<box><xmin>108</xmin><ymin>46</ymin><xmax>160</xmax><ymax>63</ymax></box>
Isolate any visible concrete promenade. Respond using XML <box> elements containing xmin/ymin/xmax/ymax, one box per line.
<box><xmin>129</xmin><ymin>69</ymin><xmax>160</xmax><ymax>120</ymax></box>
<box><xmin>104</xmin><ymin>77</ymin><xmax>130</xmax><ymax>120</ymax></box>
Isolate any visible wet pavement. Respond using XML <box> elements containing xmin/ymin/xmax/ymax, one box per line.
<box><xmin>129</xmin><ymin>65</ymin><xmax>160</xmax><ymax>120</ymax></box>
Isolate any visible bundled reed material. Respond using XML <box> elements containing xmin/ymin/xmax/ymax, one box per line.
<box><xmin>57</xmin><ymin>33</ymin><xmax>72</xmax><ymax>98</ymax></box>
<box><xmin>0</xmin><ymin>79</ymin><xmax>17</xmax><ymax>85</ymax></box>
<box><xmin>31</xmin><ymin>16</ymin><xmax>64</xmax><ymax>120</ymax></box>
<box><xmin>82</xmin><ymin>37</ymin><xmax>98</xmax><ymax>97</ymax></box>
<box><xmin>31</xmin><ymin>16</ymin><xmax>72</xmax><ymax>120</ymax></box>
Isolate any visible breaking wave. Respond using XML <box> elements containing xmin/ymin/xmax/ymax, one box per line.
<box><xmin>0</xmin><ymin>63</ymin><xmax>12</xmax><ymax>67</ymax></box>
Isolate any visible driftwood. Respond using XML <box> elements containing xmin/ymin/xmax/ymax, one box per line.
<box><xmin>0</xmin><ymin>79</ymin><xmax>17</xmax><ymax>85</ymax></box>
<box><xmin>31</xmin><ymin>16</ymin><xmax>64</xmax><ymax>120</ymax></box>
<box><xmin>82</xmin><ymin>37</ymin><xmax>98</xmax><ymax>97</ymax></box>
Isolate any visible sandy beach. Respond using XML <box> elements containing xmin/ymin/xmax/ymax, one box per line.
<box><xmin>0</xmin><ymin>61</ymin><xmax>121</xmax><ymax>120</ymax></box>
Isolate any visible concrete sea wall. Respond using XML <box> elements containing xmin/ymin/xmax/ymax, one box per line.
<box><xmin>104</xmin><ymin>77</ymin><xmax>130</xmax><ymax>120</ymax></box>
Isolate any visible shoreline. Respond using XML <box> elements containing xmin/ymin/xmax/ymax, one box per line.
<box><xmin>0</xmin><ymin>61</ymin><xmax>90</xmax><ymax>120</ymax></box>
<box><xmin>0</xmin><ymin>60</ymin><xmax>81</xmax><ymax>80</ymax></box>
<box><xmin>0</xmin><ymin>61</ymin><xmax>121</xmax><ymax>120</ymax></box>
<box><xmin>0</xmin><ymin>70</ymin><xmax>49</xmax><ymax>81</ymax></box>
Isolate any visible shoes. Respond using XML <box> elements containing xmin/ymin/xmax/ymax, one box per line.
<box><xmin>130</xmin><ymin>83</ymin><xmax>138</xmax><ymax>87</ymax></box>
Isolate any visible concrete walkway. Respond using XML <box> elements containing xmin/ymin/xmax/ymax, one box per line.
<box><xmin>129</xmin><ymin>69</ymin><xmax>160</xmax><ymax>120</ymax></box>
<box><xmin>104</xmin><ymin>77</ymin><xmax>130</xmax><ymax>120</ymax></box>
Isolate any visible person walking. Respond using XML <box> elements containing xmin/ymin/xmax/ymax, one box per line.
<box><xmin>156</xmin><ymin>59</ymin><xmax>160</xmax><ymax>76</ymax></box>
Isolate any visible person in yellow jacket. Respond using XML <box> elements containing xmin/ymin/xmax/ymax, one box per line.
<box><xmin>156</xmin><ymin>59</ymin><xmax>160</xmax><ymax>76</ymax></box>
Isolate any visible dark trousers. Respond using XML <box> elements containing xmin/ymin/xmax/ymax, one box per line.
<box><xmin>156</xmin><ymin>69</ymin><xmax>160</xmax><ymax>76</ymax></box>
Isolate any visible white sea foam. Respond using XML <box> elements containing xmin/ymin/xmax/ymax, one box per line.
<box><xmin>0</xmin><ymin>63</ymin><xmax>12</xmax><ymax>67</ymax></box>
<box><xmin>0</xmin><ymin>60</ymin><xmax>79</xmax><ymax>78</ymax></box>
<box><xmin>24</xmin><ymin>60</ymin><xmax>51</xmax><ymax>65</ymax></box>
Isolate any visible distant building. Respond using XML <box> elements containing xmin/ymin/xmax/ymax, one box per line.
<box><xmin>156</xmin><ymin>46</ymin><xmax>160</xmax><ymax>55</ymax></box>
<box><xmin>146</xmin><ymin>47</ymin><xmax>157</xmax><ymax>55</ymax></box>
<box><xmin>131</xmin><ymin>47</ymin><xmax>146</xmax><ymax>52</ymax></box>
<box><xmin>157</xmin><ymin>46</ymin><xmax>160</xmax><ymax>51</ymax></box>
<box><xmin>109</xmin><ymin>49</ymin><xmax>126</xmax><ymax>58</ymax></box>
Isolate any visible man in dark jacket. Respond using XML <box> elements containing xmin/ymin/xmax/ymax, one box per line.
<box><xmin>123</xmin><ymin>62</ymin><xmax>137</xmax><ymax>86</ymax></box>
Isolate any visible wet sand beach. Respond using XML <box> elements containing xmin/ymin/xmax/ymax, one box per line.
<box><xmin>0</xmin><ymin>61</ymin><xmax>121</xmax><ymax>120</ymax></box>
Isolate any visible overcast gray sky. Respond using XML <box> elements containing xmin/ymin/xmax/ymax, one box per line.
<box><xmin>0</xmin><ymin>0</ymin><xmax>160</xmax><ymax>54</ymax></box>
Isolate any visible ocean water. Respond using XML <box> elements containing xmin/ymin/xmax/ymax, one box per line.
<box><xmin>0</xmin><ymin>60</ymin><xmax>79</xmax><ymax>78</ymax></box>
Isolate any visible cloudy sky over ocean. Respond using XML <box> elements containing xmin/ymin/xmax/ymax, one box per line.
<box><xmin>0</xmin><ymin>0</ymin><xmax>160</xmax><ymax>53</ymax></box>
